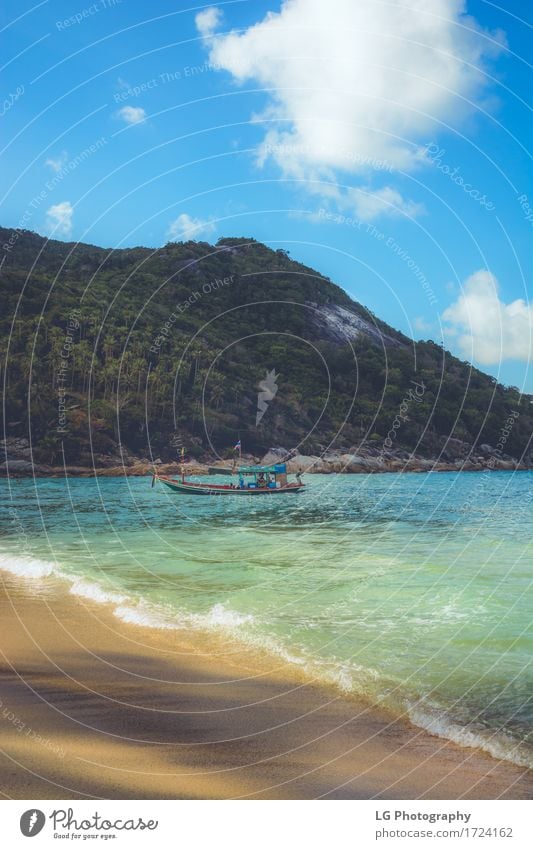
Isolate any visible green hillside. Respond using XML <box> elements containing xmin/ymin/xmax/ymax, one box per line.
<box><xmin>1</xmin><ymin>227</ymin><xmax>531</xmax><ymax>467</ymax></box>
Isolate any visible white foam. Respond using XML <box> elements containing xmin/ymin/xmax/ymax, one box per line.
<box><xmin>0</xmin><ymin>552</ymin><xmax>57</xmax><ymax>580</ymax></box>
<box><xmin>408</xmin><ymin>701</ymin><xmax>533</xmax><ymax>769</ymax></box>
<box><xmin>3</xmin><ymin>548</ymin><xmax>530</xmax><ymax>769</ymax></box>
<box><xmin>197</xmin><ymin>603</ymin><xmax>254</xmax><ymax>629</ymax></box>
<box><xmin>69</xmin><ymin>579</ymin><xmax>127</xmax><ymax>606</ymax></box>
<box><xmin>114</xmin><ymin>602</ymin><xmax>179</xmax><ymax>630</ymax></box>
<box><xmin>221</xmin><ymin>626</ymin><xmax>306</xmax><ymax>667</ymax></box>
<box><xmin>113</xmin><ymin>600</ymin><xmax>255</xmax><ymax>634</ymax></box>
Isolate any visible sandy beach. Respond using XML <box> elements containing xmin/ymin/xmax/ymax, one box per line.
<box><xmin>0</xmin><ymin>574</ymin><xmax>531</xmax><ymax>801</ymax></box>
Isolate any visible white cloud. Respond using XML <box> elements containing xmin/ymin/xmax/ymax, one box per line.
<box><xmin>167</xmin><ymin>213</ymin><xmax>216</xmax><ymax>242</ymax></box>
<box><xmin>347</xmin><ymin>186</ymin><xmax>425</xmax><ymax>221</ymax></box>
<box><xmin>200</xmin><ymin>0</ymin><xmax>504</xmax><ymax>217</ymax></box>
<box><xmin>414</xmin><ymin>316</ymin><xmax>432</xmax><ymax>333</ymax></box>
<box><xmin>45</xmin><ymin>201</ymin><xmax>73</xmax><ymax>237</ymax></box>
<box><xmin>117</xmin><ymin>105</ymin><xmax>146</xmax><ymax>125</ymax></box>
<box><xmin>195</xmin><ymin>7</ymin><xmax>222</xmax><ymax>37</ymax></box>
<box><xmin>442</xmin><ymin>270</ymin><xmax>533</xmax><ymax>365</ymax></box>
<box><xmin>45</xmin><ymin>151</ymin><xmax>68</xmax><ymax>173</ymax></box>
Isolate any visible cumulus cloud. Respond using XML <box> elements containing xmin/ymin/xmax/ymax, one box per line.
<box><xmin>200</xmin><ymin>0</ymin><xmax>504</xmax><ymax>217</ymax></box>
<box><xmin>46</xmin><ymin>201</ymin><xmax>73</xmax><ymax>237</ymax></box>
<box><xmin>347</xmin><ymin>186</ymin><xmax>425</xmax><ymax>221</ymax></box>
<box><xmin>45</xmin><ymin>151</ymin><xmax>68</xmax><ymax>173</ymax></box>
<box><xmin>195</xmin><ymin>7</ymin><xmax>223</xmax><ymax>37</ymax></box>
<box><xmin>117</xmin><ymin>105</ymin><xmax>146</xmax><ymax>125</ymax></box>
<box><xmin>442</xmin><ymin>270</ymin><xmax>533</xmax><ymax>365</ymax></box>
<box><xmin>167</xmin><ymin>213</ymin><xmax>216</xmax><ymax>241</ymax></box>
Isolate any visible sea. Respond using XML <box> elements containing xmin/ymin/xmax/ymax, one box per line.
<box><xmin>1</xmin><ymin>471</ymin><xmax>532</xmax><ymax>767</ymax></box>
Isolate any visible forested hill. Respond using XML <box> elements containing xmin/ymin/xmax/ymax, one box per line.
<box><xmin>1</xmin><ymin>226</ymin><xmax>531</xmax><ymax>470</ymax></box>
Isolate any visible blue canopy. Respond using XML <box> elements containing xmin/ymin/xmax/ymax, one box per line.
<box><xmin>239</xmin><ymin>463</ymin><xmax>286</xmax><ymax>474</ymax></box>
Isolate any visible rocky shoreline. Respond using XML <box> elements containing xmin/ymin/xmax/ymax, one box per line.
<box><xmin>1</xmin><ymin>438</ymin><xmax>530</xmax><ymax>477</ymax></box>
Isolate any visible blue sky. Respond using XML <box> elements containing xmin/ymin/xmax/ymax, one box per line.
<box><xmin>2</xmin><ymin>0</ymin><xmax>532</xmax><ymax>390</ymax></box>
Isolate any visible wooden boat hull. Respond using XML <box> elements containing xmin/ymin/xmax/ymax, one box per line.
<box><xmin>156</xmin><ymin>476</ymin><xmax>304</xmax><ymax>496</ymax></box>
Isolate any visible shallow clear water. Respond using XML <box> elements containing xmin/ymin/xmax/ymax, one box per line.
<box><xmin>1</xmin><ymin>471</ymin><xmax>532</xmax><ymax>765</ymax></box>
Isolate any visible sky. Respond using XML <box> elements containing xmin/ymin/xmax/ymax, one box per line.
<box><xmin>2</xmin><ymin>0</ymin><xmax>532</xmax><ymax>391</ymax></box>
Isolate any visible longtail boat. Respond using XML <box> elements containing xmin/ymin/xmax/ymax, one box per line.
<box><xmin>152</xmin><ymin>463</ymin><xmax>304</xmax><ymax>496</ymax></box>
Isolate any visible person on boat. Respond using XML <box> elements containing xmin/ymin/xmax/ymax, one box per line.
<box><xmin>296</xmin><ymin>472</ymin><xmax>303</xmax><ymax>486</ymax></box>
<box><xmin>239</xmin><ymin>474</ymin><xmax>245</xmax><ymax>489</ymax></box>
<box><xmin>257</xmin><ymin>472</ymin><xmax>266</xmax><ymax>487</ymax></box>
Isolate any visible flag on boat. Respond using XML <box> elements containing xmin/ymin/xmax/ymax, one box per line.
<box><xmin>234</xmin><ymin>439</ymin><xmax>241</xmax><ymax>450</ymax></box>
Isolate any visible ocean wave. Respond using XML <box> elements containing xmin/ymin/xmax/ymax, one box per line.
<box><xmin>69</xmin><ymin>578</ymin><xmax>127</xmax><ymax>606</ymax></box>
<box><xmin>114</xmin><ymin>602</ymin><xmax>180</xmax><ymax>630</ymax></box>
<box><xmin>408</xmin><ymin>701</ymin><xmax>533</xmax><ymax>769</ymax></box>
<box><xmin>114</xmin><ymin>600</ymin><xmax>255</xmax><ymax>633</ymax></box>
<box><xmin>191</xmin><ymin>602</ymin><xmax>254</xmax><ymax>629</ymax></box>
<box><xmin>1</xmin><ymin>547</ymin><xmax>531</xmax><ymax>770</ymax></box>
<box><xmin>0</xmin><ymin>552</ymin><xmax>57</xmax><ymax>579</ymax></box>
<box><xmin>0</xmin><ymin>551</ymin><xmax>131</xmax><ymax>608</ymax></box>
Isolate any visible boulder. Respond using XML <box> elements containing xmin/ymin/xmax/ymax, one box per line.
<box><xmin>286</xmin><ymin>454</ymin><xmax>325</xmax><ymax>473</ymax></box>
<box><xmin>339</xmin><ymin>453</ymin><xmax>374</xmax><ymax>471</ymax></box>
<box><xmin>1</xmin><ymin>459</ymin><xmax>36</xmax><ymax>472</ymax></box>
<box><xmin>320</xmin><ymin>456</ymin><xmax>344</xmax><ymax>473</ymax></box>
<box><xmin>0</xmin><ymin>459</ymin><xmax>51</xmax><ymax>475</ymax></box>
<box><xmin>441</xmin><ymin>438</ymin><xmax>471</xmax><ymax>461</ymax></box>
<box><xmin>0</xmin><ymin>437</ymin><xmax>32</xmax><ymax>459</ymax></box>
<box><xmin>493</xmin><ymin>459</ymin><xmax>515</xmax><ymax>470</ymax></box>
<box><xmin>261</xmin><ymin>448</ymin><xmax>289</xmax><ymax>465</ymax></box>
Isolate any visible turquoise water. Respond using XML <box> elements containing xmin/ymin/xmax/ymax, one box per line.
<box><xmin>1</xmin><ymin>472</ymin><xmax>532</xmax><ymax>766</ymax></box>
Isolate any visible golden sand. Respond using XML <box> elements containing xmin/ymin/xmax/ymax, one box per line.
<box><xmin>0</xmin><ymin>575</ymin><xmax>531</xmax><ymax>800</ymax></box>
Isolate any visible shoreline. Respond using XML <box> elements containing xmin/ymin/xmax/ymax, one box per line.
<box><xmin>1</xmin><ymin>463</ymin><xmax>531</xmax><ymax>479</ymax></box>
<box><xmin>3</xmin><ymin>437</ymin><xmax>531</xmax><ymax>478</ymax></box>
<box><xmin>0</xmin><ymin>574</ymin><xmax>531</xmax><ymax>800</ymax></box>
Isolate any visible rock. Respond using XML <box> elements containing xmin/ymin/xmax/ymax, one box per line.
<box><xmin>339</xmin><ymin>453</ymin><xmax>374</xmax><ymax>471</ymax></box>
<box><xmin>311</xmin><ymin>303</ymin><xmax>404</xmax><ymax>348</ymax></box>
<box><xmin>441</xmin><ymin>438</ymin><xmax>471</xmax><ymax>461</ymax></box>
<box><xmin>319</xmin><ymin>455</ymin><xmax>343</xmax><ymax>472</ymax></box>
<box><xmin>460</xmin><ymin>459</ymin><xmax>482</xmax><ymax>471</ymax></box>
<box><xmin>0</xmin><ymin>437</ymin><xmax>32</xmax><ymax>459</ymax></box>
<box><xmin>286</xmin><ymin>454</ymin><xmax>326</xmax><ymax>473</ymax></box>
<box><xmin>421</xmin><ymin>459</ymin><xmax>437</xmax><ymax>469</ymax></box>
<box><xmin>397</xmin><ymin>457</ymin><xmax>431</xmax><ymax>473</ymax></box>
<box><xmin>261</xmin><ymin>448</ymin><xmax>289</xmax><ymax>465</ymax></box>
<box><xmin>0</xmin><ymin>437</ymin><xmax>29</xmax><ymax>449</ymax></box>
<box><xmin>387</xmin><ymin>460</ymin><xmax>406</xmax><ymax>471</ymax></box>
<box><xmin>238</xmin><ymin>453</ymin><xmax>257</xmax><ymax>463</ymax></box>
<box><xmin>93</xmin><ymin>456</ymin><xmax>116</xmax><ymax>468</ymax></box>
<box><xmin>61</xmin><ymin>466</ymin><xmax>99</xmax><ymax>477</ymax></box>
<box><xmin>118</xmin><ymin>464</ymin><xmax>150</xmax><ymax>476</ymax></box>
<box><xmin>0</xmin><ymin>459</ymin><xmax>51</xmax><ymax>475</ymax></box>
<box><xmin>493</xmin><ymin>459</ymin><xmax>515</xmax><ymax>470</ymax></box>
<box><xmin>1</xmin><ymin>459</ymin><xmax>35</xmax><ymax>471</ymax></box>
<box><xmin>360</xmin><ymin>446</ymin><xmax>380</xmax><ymax>457</ymax></box>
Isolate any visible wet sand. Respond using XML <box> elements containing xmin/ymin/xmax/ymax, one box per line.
<box><xmin>0</xmin><ymin>575</ymin><xmax>531</xmax><ymax>800</ymax></box>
